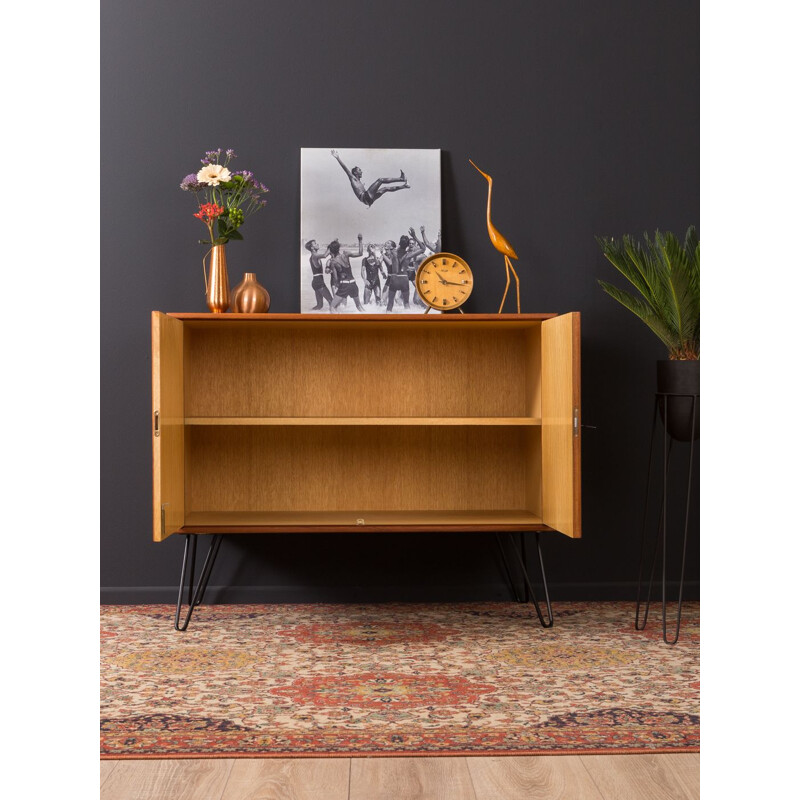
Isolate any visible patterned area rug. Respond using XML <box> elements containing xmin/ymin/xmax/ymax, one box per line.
<box><xmin>100</xmin><ymin>602</ymin><xmax>699</xmax><ymax>758</ymax></box>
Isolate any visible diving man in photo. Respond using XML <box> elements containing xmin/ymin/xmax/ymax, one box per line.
<box><xmin>331</xmin><ymin>150</ymin><xmax>410</xmax><ymax>207</ymax></box>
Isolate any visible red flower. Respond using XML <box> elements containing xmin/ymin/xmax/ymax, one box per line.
<box><xmin>194</xmin><ymin>203</ymin><xmax>226</xmax><ymax>222</ymax></box>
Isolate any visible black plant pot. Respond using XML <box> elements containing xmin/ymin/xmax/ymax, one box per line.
<box><xmin>656</xmin><ymin>360</ymin><xmax>700</xmax><ymax>442</ymax></box>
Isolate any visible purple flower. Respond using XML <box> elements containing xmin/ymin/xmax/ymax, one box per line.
<box><xmin>201</xmin><ymin>148</ymin><xmax>222</xmax><ymax>165</ymax></box>
<box><xmin>179</xmin><ymin>173</ymin><xmax>202</xmax><ymax>192</ymax></box>
<box><xmin>226</xmin><ymin>149</ymin><xmax>237</xmax><ymax>159</ymax></box>
<box><xmin>234</xmin><ymin>169</ymin><xmax>254</xmax><ymax>184</ymax></box>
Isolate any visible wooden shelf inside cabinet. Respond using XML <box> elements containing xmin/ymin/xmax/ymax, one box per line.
<box><xmin>181</xmin><ymin>510</ymin><xmax>547</xmax><ymax>533</ymax></box>
<box><xmin>152</xmin><ymin>312</ymin><xmax>581</xmax><ymax>542</ymax></box>
<box><xmin>185</xmin><ymin>416</ymin><xmax>543</xmax><ymax>426</ymax></box>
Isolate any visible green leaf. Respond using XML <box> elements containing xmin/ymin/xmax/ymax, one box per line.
<box><xmin>596</xmin><ymin>225</ymin><xmax>699</xmax><ymax>358</ymax></box>
<box><xmin>598</xmin><ymin>280</ymin><xmax>676</xmax><ymax>354</ymax></box>
<box><xmin>226</xmin><ymin>230</ymin><xmax>244</xmax><ymax>241</ymax></box>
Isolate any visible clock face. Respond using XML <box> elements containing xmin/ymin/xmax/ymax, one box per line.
<box><xmin>415</xmin><ymin>253</ymin><xmax>474</xmax><ymax>311</ymax></box>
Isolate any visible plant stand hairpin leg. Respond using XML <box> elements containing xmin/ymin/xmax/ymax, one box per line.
<box><xmin>635</xmin><ymin>393</ymin><xmax>698</xmax><ymax>645</ymax></box>
<box><xmin>635</xmin><ymin>400</ymin><xmax>668</xmax><ymax>633</ymax></box>
<box><xmin>496</xmin><ymin>531</ymin><xmax>554</xmax><ymax>627</ymax></box>
<box><xmin>175</xmin><ymin>534</ymin><xmax>224</xmax><ymax>631</ymax></box>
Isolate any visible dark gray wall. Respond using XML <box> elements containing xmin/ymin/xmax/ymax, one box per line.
<box><xmin>101</xmin><ymin>0</ymin><xmax>699</xmax><ymax>602</ymax></box>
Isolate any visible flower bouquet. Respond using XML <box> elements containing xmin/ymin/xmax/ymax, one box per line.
<box><xmin>180</xmin><ymin>148</ymin><xmax>269</xmax><ymax>245</ymax></box>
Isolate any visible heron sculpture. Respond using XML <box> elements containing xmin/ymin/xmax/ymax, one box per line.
<box><xmin>469</xmin><ymin>159</ymin><xmax>521</xmax><ymax>313</ymax></box>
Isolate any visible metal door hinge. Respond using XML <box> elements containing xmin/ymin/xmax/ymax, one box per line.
<box><xmin>161</xmin><ymin>503</ymin><xmax>168</xmax><ymax>538</ymax></box>
<box><xmin>573</xmin><ymin>408</ymin><xmax>580</xmax><ymax>437</ymax></box>
<box><xmin>154</xmin><ymin>410</ymin><xmax>160</xmax><ymax>437</ymax></box>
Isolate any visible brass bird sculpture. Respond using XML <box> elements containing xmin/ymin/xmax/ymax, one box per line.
<box><xmin>469</xmin><ymin>159</ymin><xmax>521</xmax><ymax>314</ymax></box>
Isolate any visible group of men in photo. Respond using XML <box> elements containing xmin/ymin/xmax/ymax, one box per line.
<box><xmin>305</xmin><ymin>226</ymin><xmax>442</xmax><ymax>313</ymax></box>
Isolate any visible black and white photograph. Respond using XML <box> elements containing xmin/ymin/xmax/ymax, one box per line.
<box><xmin>300</xmin><ymin>147</ymin><xmax>442</xmax><ymax>313</ymax></box>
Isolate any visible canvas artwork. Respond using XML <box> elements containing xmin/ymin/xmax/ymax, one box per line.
<box><xmin>300</xmin><ymin>148</ymin><xmax>442</xmax><ymax>313</ymax></box>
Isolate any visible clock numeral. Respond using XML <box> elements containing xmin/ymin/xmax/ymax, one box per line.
<box><xmin>420</xmin><ymin>279</ymin><xmax>428</xmax><ymax>284</ymax></box>
<box><xmin>442</xmin><ymin>259</ymin><xmax>448</xmax><ymax>266</ymax></box>
<box><xmin>442</xmin><ymin>299</ymin><xmax>448</xmax><ymax>306</ymax></box>
<box><xmin>423</xmin><ymin>289</ymin><xmax>431</xmax><ymax>296</ymax></box>
<box><xmin>459</xmin><ymin>269</ymin><xmax>466</xmax><ymax>274</ymax></box>
<box><xmin>432</xmin><ymin>296</ymin><xmax>439</xmax><ymax>304</ymax></box>
<box><xmin>459</xmin><ymin>289</ymin><xmax>466</xmax><ymax>295</ymax></box>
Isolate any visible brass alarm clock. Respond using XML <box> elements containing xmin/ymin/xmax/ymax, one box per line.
<box><xmin>415</xmin><ymin>252</ymin><xmax>474</xmax><ymax>313</ymax></box>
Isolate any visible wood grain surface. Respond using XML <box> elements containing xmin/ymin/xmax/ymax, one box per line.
<box><xmin>169</xmin><ymin>313</ymin><xmax>558</xmax><ymax>322</ymax></box>
<box><xmin>100</xmin><ymin>755</ymin><xmax>699</xmax><ymax>800</ymax></box>
<box><xmin>185</xmin><ymin>416</ymin><xmax>542</xmax><ymax>426</ymax></box>
<box><xmin>186</xmin><ymin>425</ymin><xmax>534</xmax><ymax>515</ymax></box>
<box><xmin>101</xmin><ymin>759</ymin><xmax>233</xmax><ymax>800</ymax></box>
<box><xmin>151</xmin><ymin>311</ymin><xmax>185</xmax><ymax>541</ymax></box>
<box><xmin>151</xmin><ymin>313</ymin><xmax>579</xmax><ymax>539</ymax></box>
<box><xmin>220</xmin><ymin>758</ymin><xmax>350</xmax><ymax>800</ymax></box>
<box><xmin>541</xmin><ymin>312</ymin><xmax>581</xmax><ymax>537</ymax></box>
<box><xmin>466</xmin><ymin>756</ymin><xmax>604</xmax><ymax>800</ymax></box>
<box><xmin>184</xmin><ymin>323</ymin><xmax>534</xmax><ymax>418</ymax></box>
<box><xmin>580</xmin><ymin>754</ymin><xmax>699</xmax><ymax>800</ymax></box>
<box><xmin>349</xmin><ymin>757</ymin><xmax>477</xmax><ymax>800</ymax></box>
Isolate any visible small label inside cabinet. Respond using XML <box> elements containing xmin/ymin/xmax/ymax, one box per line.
<box><xmin>356</xmin><ymin>518</ymin><xmax>365</xmax><ymax>525</ymax></box>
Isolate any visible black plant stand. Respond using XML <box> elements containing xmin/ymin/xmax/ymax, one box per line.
<box><xmin>635</xmin><ymin>392</ymin><xmax>699</xmax><ymax>645</ymax></box>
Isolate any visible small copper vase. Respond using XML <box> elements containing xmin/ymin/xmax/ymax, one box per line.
<box><xmin>232</xmin><ymin>272</ymin><xmax>271</xmax><ymax>313</ymax></box>
<box><xmin>205</xmin><ymin>244</ymin><xmax>230</xmax><ymax>313</ymax></box>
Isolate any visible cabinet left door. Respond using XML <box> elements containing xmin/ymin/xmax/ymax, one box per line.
<box><xmin>151</xmin><ymin>312</ymin><xmax>185</xmax><ymax>541</ymax></box>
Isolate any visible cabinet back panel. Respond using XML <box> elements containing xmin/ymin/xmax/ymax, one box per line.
<box><xmin>184</xmin><ymin>324</ymin><xmax>538</xmax><ymax>417</ymax></box>
<box><xmin>186</xmin><ymin>425</ymin><xmax>538</xmax><ymax>513</ymax></box>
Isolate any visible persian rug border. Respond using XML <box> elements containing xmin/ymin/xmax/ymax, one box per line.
<box><xmin>101</xmin><ymin>745</ymin><xmax>700</xmax><ymax>760</ymax></box>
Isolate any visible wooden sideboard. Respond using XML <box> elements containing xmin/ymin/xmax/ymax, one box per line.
<box><xmin>152</xmin><ymin>312</ymin><xmax>581</xmax><ymax>541</ymax></box>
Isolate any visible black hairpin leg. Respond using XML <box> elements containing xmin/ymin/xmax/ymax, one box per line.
<box><xmin>635</xmin><ymin>394</ymin><xmax>697</xmax><ymax>644</ymax></box>
<box><xmin>495</xmin><ymin>532</ymin><xmax>522</xmax><ymax>602</ymax></box>
<box><xmin>496</xmin><ymin>531</ymin><xmax>553</xmax><ymax>627</ymax></box>
<box><xmin>175</xmin><ymin>534</ymin><xmax>223</xmax><ymax>631</ymax></box>
<box><xmin>520</xmin><ymin>532</ymin><xmax>530</xmax><ymax>602</ymax></box>
<box><xmin>635</xmin><ymin>399</ymin><xmax>667</xmax><ymax>633</ymax></box>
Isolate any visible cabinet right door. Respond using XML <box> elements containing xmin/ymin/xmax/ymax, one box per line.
<box><xmin>541</xmin><ymin>312</ymin><xmax>582</xmax><ymax>538</ymax></box>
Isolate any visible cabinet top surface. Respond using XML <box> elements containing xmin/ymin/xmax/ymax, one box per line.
<box><xmin>162</xmin><ymin>312</ymin><xmax>561</xmax><ymax>322</ymax></box>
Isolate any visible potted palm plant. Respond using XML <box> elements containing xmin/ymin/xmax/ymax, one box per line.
<box><xmin>596</xmin><ymin>226</ymin><xmax>699</xmax><ymax>441</ymax></box>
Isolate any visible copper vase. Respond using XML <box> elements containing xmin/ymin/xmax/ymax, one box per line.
<box><xmin>232</xmin><ymin>272</ymin><xmax>271</xmax><ymax>313</ymax></box>
<box><xmin>205</xmin><ymin>244</ymin><xmax>230</xmax><ymax>313</ymax></box>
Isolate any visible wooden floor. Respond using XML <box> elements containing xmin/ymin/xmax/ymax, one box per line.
<box><xmin>100</xmin><ymin>753</ymin><xmax>699</xmax><ymax>799</ymax></box>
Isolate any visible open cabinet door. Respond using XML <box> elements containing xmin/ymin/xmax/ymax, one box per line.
<box><xmin>541</xmin><ymin>312</ymin><xmax>582</xmax><ymax>538</ymax></box>
<box><xmin>152</xmin><ymin>312</ymin><xmax>185</xmax><ymax>541</ymax></box>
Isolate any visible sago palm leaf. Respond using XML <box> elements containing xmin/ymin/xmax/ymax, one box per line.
<box><xmin>683</xmin><ymin>226</ymin><xmax>700</xmax><ymax>346</ymax></box>
<box><xmin>653</xmin><ymin>231</ymin><xmax>691</xmax><ymax>344</ymax></box>
<box><xmin>596</xmin><ymin>226</ymin><xmax>700</xmax><ymax>359</ymax></box>
<box><xmin>597</xmin><ymin>280</ymin><xmax>676</xmax><ymax>351</ymax></box>
<box><xmin>598</xmin><ymin>235</ymin><xmax>657</xmax><ymax>306</ymax></box>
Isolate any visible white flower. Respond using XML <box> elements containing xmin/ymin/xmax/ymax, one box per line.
<box><xmin>197</xmin><ymin>164</ymin><xmax>232</xmax><ymax>186</ymax></box>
